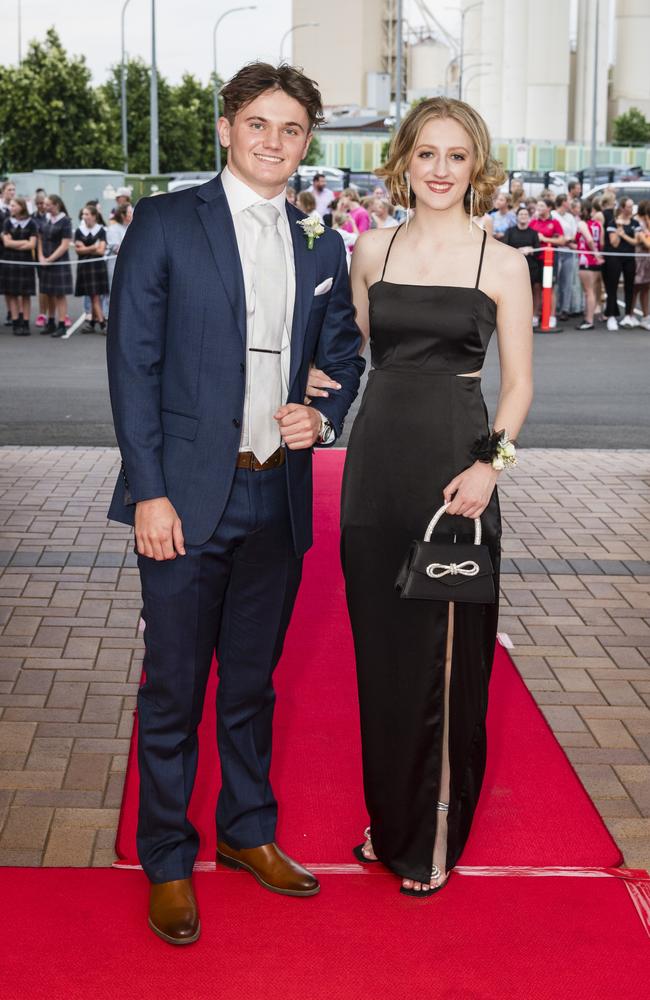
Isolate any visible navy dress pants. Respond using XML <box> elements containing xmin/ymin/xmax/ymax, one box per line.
<box><xmin>136</xmin><ymin>465</ymin><xmax>303</xmax><ymax>883</ymax></box>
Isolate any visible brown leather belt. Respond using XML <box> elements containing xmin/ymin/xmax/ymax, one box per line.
<box><xmin>236</xmin><ymin>447</ymin><xmax>286</xmax><ymax>472</ymax></box>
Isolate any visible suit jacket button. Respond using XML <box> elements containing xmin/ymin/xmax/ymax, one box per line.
<box><xmin>240</xmin><ymin>363</ymin><xmax>245</xmax><ymax>374</ymax></box>
<box><xmin>232</xmin><ymin>418</ymin><xmax>241</xmax><ymax>428</ymax></box>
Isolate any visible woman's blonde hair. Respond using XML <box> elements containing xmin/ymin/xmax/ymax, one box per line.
<box><xmin>376</xmin><ymin>97</ymin><xmax>505</xmax><ymax>217</ymax></box>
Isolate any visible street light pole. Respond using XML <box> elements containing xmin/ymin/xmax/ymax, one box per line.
<box><xmin>121</xmin><ymin>0</ymin><xmax>132</xmax><ymax>174</ymax></box>
<box><xmin>17</xmin><ymin>0</ymin><xmax>22</xmax><ymax>66</ymax></box>
<box><xmin>279</xmin><ymin>22</ymin><xmax>319</xmax><ymax>63</ymax></box>
<box><xmin>150</xmin><ymin>0</ymin><xmax>159</xmax><ymax>174</ymax></box>
<box><xmin>213</xmin><ymin>6</ymin><xmax>257</xmax><ymax>174</ymax></box>
<box><xmin>395</xmin><ymin>0</ymin><xmax>403</xmax><ymax>128</ymax></box>
<box><xmin>589</xmin><ymin>0</ymin><xmax>600</xmax><ymax>190</ymax></box>
<box><xmin>458</xmin><ymin>1</ymin><xmax>482</xmax><ymax>101</ymax></box>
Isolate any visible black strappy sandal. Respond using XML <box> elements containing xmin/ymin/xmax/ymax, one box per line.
<box><xmin>400</xmin><ymin>801</ymin><xmax>451</xmax><ymax>898</ymax></box>
<box><xmin>399</xmin><ymin>863</ymin><xmax>451</xmax><ymax>898</ymax></box>
<box><xmin>352</xmin><ymin>826</ymin><xmax>380</xmax><ymax>864</ymax></box>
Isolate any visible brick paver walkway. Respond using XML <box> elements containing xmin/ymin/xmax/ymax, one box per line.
<box><xmin>0</xmin><ymin>447</ymin><xmax>648</xmax><ymax>869</ymax></box>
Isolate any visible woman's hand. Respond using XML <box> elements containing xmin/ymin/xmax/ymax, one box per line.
<box><xmin>304</xmin><ymin>365</ymin><xmax>341</xmax><ymax>402</ymax></box>
<box><xmin>443</xmin><ymin>461</ymin><xmax>500</xmax><ymax>519</ymax></box>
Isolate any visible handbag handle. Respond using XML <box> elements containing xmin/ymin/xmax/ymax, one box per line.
<box><xmin>423</xmin><ymin>503</ymin><xmax>482</xmax><ymax>545</ymax></box>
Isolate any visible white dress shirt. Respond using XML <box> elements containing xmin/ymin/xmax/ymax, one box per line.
<box><xmin>221</xmin><ymin>165</ymin><xmax>296</xmax><ymax>452</ymax></box>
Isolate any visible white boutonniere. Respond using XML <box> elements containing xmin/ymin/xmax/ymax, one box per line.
<box><xmin>297</xmin><ymin>216</ymin><xmax>324</xmax><ymax>250</ymax></box>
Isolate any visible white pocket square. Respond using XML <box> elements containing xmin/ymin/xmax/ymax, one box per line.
<box><xmin>314</xmin><ymin>277</ymin><xmax>333</xmax><ymax>296</ymax></box>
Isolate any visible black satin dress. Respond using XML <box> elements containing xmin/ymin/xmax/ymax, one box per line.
<box><xmin>341</xmin><ymin>224</ymin><xmax>501</xmax><ymax>885</ymax></box>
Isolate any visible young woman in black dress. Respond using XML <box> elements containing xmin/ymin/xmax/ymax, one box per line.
<box><xmin>38</xmin><ymin>194</ymin><xmax>73</xmax><ymax>338</ymax></box>
<box><xmin>309</xmin><ymin>98</ymin><xmax>533</xmax><ymax>897</ymax></box>
<box><xmin>74</xmin><ymin>204</ymin><xmax>109</xmax><ymax>333</ymax></box>
<box><xmin>1</xmin><ymin>197</ymin><xmax>37</xmax><ymax>335</ymax></box>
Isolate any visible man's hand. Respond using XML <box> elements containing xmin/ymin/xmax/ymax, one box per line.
<box><xmin>274</xmin><ymin>403</ymin><xmax>322</xmax><ymax>450</ymax></box>
<box><xmin>135</xmin><ymin>497</ymin><xmax>185</xmax><ymax>560</ymax></box>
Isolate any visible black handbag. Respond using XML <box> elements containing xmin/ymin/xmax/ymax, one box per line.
<box><xmin>395</xmin><ymin>503</ymin><xmax>495</xmax><ymax>604</ymax></box>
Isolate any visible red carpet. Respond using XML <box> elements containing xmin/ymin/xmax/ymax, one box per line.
<box><xmin>3</xmin><ymin>867</ymin><xmax>649</xmax><ymax>1000</ymax></box>
<box><xmin>5</xmin><ymin>452</ymin><xmax>648</xmax><ymax>999</ymax></box>
<box><xmin>115</xmin><ymin>450</ymin><xmax>622</xmax><ymax>869</ymax></box>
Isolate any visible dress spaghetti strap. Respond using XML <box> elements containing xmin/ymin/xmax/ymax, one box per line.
<box><xmin>475</xmin><ymin>227</ymin><xmax>487</xmax><ymax>289</ymax></box>
<box><xmin>380</xmin><ymin>223</ymin><xmax>404</xmax><ymax>281</ymax></box>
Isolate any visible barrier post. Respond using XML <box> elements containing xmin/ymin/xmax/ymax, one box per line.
<box><xmin>538</xmin><ymin>245</ymin><xmax>557</xmax><ymax>333</ymax></box>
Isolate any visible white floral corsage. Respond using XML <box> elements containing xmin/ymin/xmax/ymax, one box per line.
<box><xmin>471</xmin><ymin>429</ymin><xmax>517</xmax><ymax>471</ymax></box>
<box><xmin>492</xmin><ymin>432</ymin><xmax>517</xmax><ymax>471</ymax></box>
<box><xmin>297</xmin><ymin>216</ymin><xmax>324</xmax><ymax>250</ymax></box>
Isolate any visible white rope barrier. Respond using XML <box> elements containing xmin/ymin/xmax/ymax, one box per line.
<box><xmin>0</xmin><ymin>256</ymin><xmax>118</xmax><ymax>266</ymax></box>
<box><xmin>2</xmin><ymin>246</ymin><xmax>648</xmax><ymax>264</ymax></box>
<box><xmin>530</xmin><ymin>246</ymin><xmax>650</xmax><ymax>258</ymax></box>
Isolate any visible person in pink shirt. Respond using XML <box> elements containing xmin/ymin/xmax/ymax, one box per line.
<box><xmin>529</xmin><ymin>198</ymin><xmax>565</xmax><ymax>326</ymax></box>
<box><xmin>339</xmin><ymin>188</ymin><xmax>371</xmax><ymax>235</ymax></box>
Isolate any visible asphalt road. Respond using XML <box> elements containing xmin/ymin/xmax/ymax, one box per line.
<box><xmin>0</xmin><ymin>319</ymin><xmax>648</xmax><ymax>448</ymax></box>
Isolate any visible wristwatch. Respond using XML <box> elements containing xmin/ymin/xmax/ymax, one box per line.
<box><xmin>317</xmin><ymin>412</ymin><xmax>336</xmax><ymax>445</ymax></box>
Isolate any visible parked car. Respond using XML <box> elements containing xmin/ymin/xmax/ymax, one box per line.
<box><xmin>167</xmin><ymin>176</ymin><xmax>214</xmax><ymax>194</ymax></box>
<box><xmin>582</xmin><ymin>165</ymin><xmax>645</xmax><ymax>184</ymax></box>
<box><xmin>583</xmin><ymin>181</ymin><xmax>650</xmax><ymax>212</ymax></box>
<box><xmin>348</xmin><ymin>172</ymin><xmax>386</xmax><ymax>197</ymax></box>
<box><xmin>295</xmin><ymin>165</ymin><xmax>345</xmax><ymax>186</ymax></box>
<box><xmin>501</xmin><ymin>171</ymin><xmax>568</xmax><ymax>197</ymax></box>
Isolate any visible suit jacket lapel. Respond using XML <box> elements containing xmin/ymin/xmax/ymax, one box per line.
<box><xmin>195</xmin><ymin>176</ymin><xmax>246</xmax><ymax>344</ymax></box>
<box><xmin>287</xmin><ymin>203</ymin><xmax>317</xmax><ymax>388</ymax></box>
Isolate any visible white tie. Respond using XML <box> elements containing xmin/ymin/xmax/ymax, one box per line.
<box><xmin>247</xmin><ymin>203</ymin><xmax>287</xmax><ymax>464</ymax></box>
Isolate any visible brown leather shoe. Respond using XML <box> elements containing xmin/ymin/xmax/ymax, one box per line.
<box><xmin>216</xmin><ymin>841</ymin><xmax>320</xmax><ymax>897</ymax></box>
<box><xmin>148</xmin><ymin>877</ymin><xmax>201</xmax><ymax>945</ymax></box>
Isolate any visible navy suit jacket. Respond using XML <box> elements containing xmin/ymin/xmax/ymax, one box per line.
<box><xmin>106</xmin><ymin>174</ymin><xmax>364</xmax><ymax>556</ymax></box>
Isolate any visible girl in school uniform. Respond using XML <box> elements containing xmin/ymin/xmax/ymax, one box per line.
<box><xmin>74</xmin><ymin>204</ymin><xmax>109</xmax><ymax>333</ymax></box>
<box><xmin>0</xmin><ymin>179</ymin><xmax>17</xmax><ymax>327</ymax></box>
<box><xmin>31</xmin><ymin>190</ymin><xmax>50</xmax><ymax>328</ymax></box>
<box><xmin>38</xmin><ymin>194</ymin><xmax>73</xmax><ymax>337</ymax></box>
<box><xmin>1</xmin><ymin>197</ymin><xmax>37</xmax><ymax>335</ymax></box>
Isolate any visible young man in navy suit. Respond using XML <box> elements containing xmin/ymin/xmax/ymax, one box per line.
<box><xmin>107</xmin><ymin>62</ymin><xmax>364</xmax><ymax>945</ymax></box>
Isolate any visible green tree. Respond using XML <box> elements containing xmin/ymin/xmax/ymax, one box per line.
<box><xmin>612</xmin><ymin>107</ymin><xmax>650</xmax><ymax>146</ymax></box>
<box><xmin>0</xmin><ymin>28</ymin><xmax>120</xmax><ymax>173</ymax></box>
<box><xmin>301</xmin><ymin>133</ymin><xmax>323</xmax><ymax>167</ymax></box>
<box><xmin>100</xmin><ymin>60</ymin><xmax>219</xmax><ymax>173</ymax></box>
<box><xmin>171</xmin><ymin>73</ymin><xmax>217</xmax><ymax>171</ymax></box>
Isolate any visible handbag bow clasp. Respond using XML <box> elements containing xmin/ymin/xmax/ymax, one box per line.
<box><xmin>426</xmin><ymin>560</ymin><xmax>480</xmax><ymax>579</ymax></box>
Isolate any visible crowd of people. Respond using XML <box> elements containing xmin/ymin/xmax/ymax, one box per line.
<box><xmin>289</xmin><ymin>173</ymin><xmax>650</xmax><ymax>333</ymax></box>
<box><xmin>481</xmin><ymin>179</ymin><xmax>650</xmax><ymax>331</ymax></box>
<box><xmin>0</xmin><ymin>179</ymin><xmax>133</xmax><ymax>337</ymax></box>
<box><xmin>4</xmin><ymin>169</ymin><xmax>649</xmax><ymax>338</ymax></box>
<box><xmin>288</xmin><ymin>172</ymin><xmax>403</xmax><ymax>256</ymax></box>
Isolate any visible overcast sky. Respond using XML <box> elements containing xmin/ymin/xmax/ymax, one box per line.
<box><xmin>6</xmin><ymin>1</ymin><xmax>587</xmax><ymax>88</ymax></box>
<box><xmin>5</xmin><ymin>1</ymin><xmax>460</xmax><ymax>86</ymax></box>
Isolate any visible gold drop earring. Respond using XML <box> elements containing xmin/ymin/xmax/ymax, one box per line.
<box><xmin>469</xmin><ymin>184</ymin><xmax>475</xmax><ymax>232</ymax></box>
